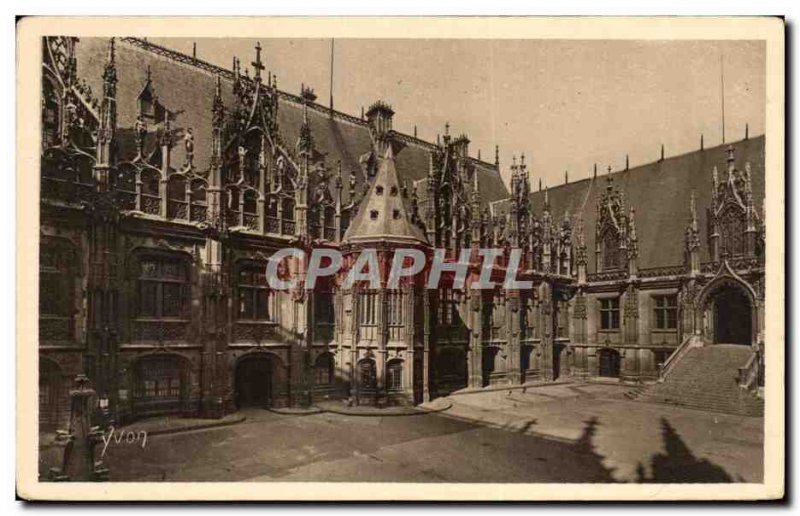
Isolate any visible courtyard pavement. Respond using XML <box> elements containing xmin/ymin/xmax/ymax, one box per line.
<box><xmin>88</xmin><ymin>382</ymin><xmax>762</xmax><ymax>483</ymax></box>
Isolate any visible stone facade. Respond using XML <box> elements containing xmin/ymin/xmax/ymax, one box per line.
<box><xmin>38</xmin><ymin>37</ymin><xmax>766</xmax><ymax>429</ymax></box>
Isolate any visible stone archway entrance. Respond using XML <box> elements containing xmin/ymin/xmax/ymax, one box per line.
<box><xmin>698</xmin><ymin>270</ymin><xmax>757</xmax><ymax>347</ymax></box>
<box><xmin>235</xmin><ymin>355</ymin><xmax>274</xmax><ymax>408</ymax></box>
<box><xmin>711</xmin><ymin>286</ymin><xmax>753</xmax><ymax>345</ymax></box>
<box><xmin>598</xmin><ymin>348</ymin><xmax>621</xmax><ymax>378</ymax></box>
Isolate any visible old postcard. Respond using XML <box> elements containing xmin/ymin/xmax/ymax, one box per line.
<box><xmin>16</xmin><ymin>16</ymin><xmax>785</xmax><ymax>501</ymax></box>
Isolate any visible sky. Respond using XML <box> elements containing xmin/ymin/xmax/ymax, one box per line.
<box><xmin>151</xmin><ymin>38</ymin><xmax>765</xmax><ymax>188</ymax></box>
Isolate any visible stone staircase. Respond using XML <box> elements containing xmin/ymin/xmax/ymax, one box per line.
<box><xmin>630</xmin><ymin>344</ymin><xmax>763</xmax><ymax>417</ymax></box>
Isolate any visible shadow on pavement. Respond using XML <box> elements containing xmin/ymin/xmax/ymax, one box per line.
<box><xmin>635</xmin><ymin>417</ymin><xmax>734</xmax><ymax>483</ymax></box>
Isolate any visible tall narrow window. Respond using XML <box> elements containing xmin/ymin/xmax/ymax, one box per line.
<box><xmin>599</xmin><ymin>298</ymin><xmax>620</xmax><ymax>330</ymax></box>
<box><xmin>720</xmin><ymin>207</ymin><xmax>746</xmax><ymax>258</ymax></box>
<box><xmin>39</xmin><ymin>239</ymin><xmax>75</xmax><ymax>342</ymax></box>
<box><xmin>386</xmin><ymin>359</ymin><xmax>403</xmax><ymax>391</ymax></box>
<box><xmin>42</xmin><ymin>79</ymin><xmax>59</xmax><ymax>149</ymax></box>
<box><xmin>387</xmin><ymin>290</ymin><xmax>405</xmax><ymax>327</ymax></box>
<box><xmin>438</xmin><ymin>289</ymin><xmax>459</xmax><ymax>326</ymax></box>
<box><xmin>315</xmin><ymin>278</ymin><xmax>335</xmax><ymax>325</ymax></box>
<box><xmin>238</xmin><ymin>263</ymin><xmax>274</xmax><ymax>321</ymax></box>
<box><xmin>653</xmin><ymin>295</ymin><xmax>678</xmax><ymax>330</ymax></box>
<box><xmin>137</xmin><ymin>256</ymin><xmax>189</xmax><ymax>319</ymax></box>
<box><xmin>358</xmin><ymin>359</ymin><xmax>377</xmax><ymax>389</ymax></box>
<box><xmin>602</xmin><ymin>231</ymin><xmax>620</xmax><ymax>270</ymax></box>
<box><xmin>358</xmin><ymin>291</ymin><xmax>378</xmax><ymax>325</ymax></box>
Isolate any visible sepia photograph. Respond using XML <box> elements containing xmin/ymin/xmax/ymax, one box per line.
<box><xmin>16</xmin><ymin>16</ymin><xmax>785</xmax><ymax>501</ymax></box>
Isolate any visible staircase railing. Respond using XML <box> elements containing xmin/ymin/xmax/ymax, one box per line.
<box><xmin>658</xmin><ymin>334</ymin><xmax>704</xmax><ymax>382</ymax></box>
<box><xmin>738</xmin><ymin>351</ymin><xmax>760</xmax><ymax>392</ymax></box>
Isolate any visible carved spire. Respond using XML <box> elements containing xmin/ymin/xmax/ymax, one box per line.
<box><xmin>95</xmin><ymin>37</ymin><xmax>118</xmax><ymax>176</ymax></box>
<box><xmin>297</xmin><ymin>85</ymin><xmax>315</xmax><ymax>156</ymax></box>
<box><xmin>212</xmin><ymin>75</ymin><xmax>224</xmax><ymax>129</ymax></box>
<box><xmin>494</xmin><ymin>144</ymin><xmax>500</xmax><ymax>168</ymax></box>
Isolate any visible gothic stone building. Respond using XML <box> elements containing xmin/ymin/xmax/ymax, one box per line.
<box><xmin>38</xmin><ymin>37</ymin><xmax>766</xmax><ymax>428</ymax></box>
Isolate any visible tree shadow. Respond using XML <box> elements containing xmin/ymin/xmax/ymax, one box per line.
<box><xmin>635</xmin><ymin>417</ymin><xmax>733</xmax><ymax>483</ymax></box>
<box><xmin>570</xmin><ymin>416</ymin><xmax>618</xmax><ymax>482</ymax></box>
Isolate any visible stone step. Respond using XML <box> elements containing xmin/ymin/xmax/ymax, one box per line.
<box><xmin>633</xmin><ymin>345</ymin><xmax>762</xmax><ymax>417</ymax></box>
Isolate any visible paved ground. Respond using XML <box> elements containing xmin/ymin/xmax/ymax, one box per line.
<box><xmin>87</xmin><ymin>383</ymin><xmax>762</xmax><ymax>483</ymax></box>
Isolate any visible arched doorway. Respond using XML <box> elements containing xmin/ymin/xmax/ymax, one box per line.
<box><xmin>698</xmin><ymin>271</ymin><xmax>757</xmax><ymax>347</ymax></box>
<box><xmin>235</xmin><ymin>354</ymin><xmax>274</xmax><ymax>408</ymax></box>
<box><xmin>598</xmin><ymin>348</ymin><xmax>621</xmax><ymax>378</ymax></box>
<box><xmin>434</xmin><ymin>346</ymin><xmax>467</xmax><ymax>395</ymax></box>
<box><xmin>712</xmin><ymin>286</ymin><xmax>752</xmax><ymax>345</ymax></box>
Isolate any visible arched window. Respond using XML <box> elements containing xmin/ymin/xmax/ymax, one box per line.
<box><xmin>314</xmin><ymin>353</ymin><xmax>335</xmax><ymax>385</ymax></box>
<box><xmin>167</xmin><ymin>175</ymin><xmax>186</xmax><ymax>201</ymax></box>
<box><xmin>139</xmin><ymin>169</ymin><xmax>158</xmax><ymax>196</ymax></box>
<box><xmin>243</xmin><ymin>190</ymin><xmax>258</xmax><ymax>214</ymax></box>
<box><xmin>190</xmin><ymin>179</ymin><xmax>207</xmax><ymax>203</ymax></box>
<box><xmin>720</xmin><ymin>207</ymin><xmax>746</xmax><ymax>258</ymax></box>
<box><xmin>601</xmin><ymin>230</ymin><xmax>620</xmax><ymax>270</ymax></box>
<box><xmin>386</xmin><ymin>359</ymin><xmax>403</xmax><ymax>391</ymax></box>
<box><xmin>358</xmin><ymin>359</ymin><xmax>377</xmax><ymax>389</ymax></box>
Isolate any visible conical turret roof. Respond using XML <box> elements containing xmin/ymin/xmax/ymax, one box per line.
<box><xmin>343</xmin><ymin>145</ymin><xmax>428</xmax><ymax>245</ymax></box>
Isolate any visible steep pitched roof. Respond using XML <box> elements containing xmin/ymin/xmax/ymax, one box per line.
<box><xmin>505</xmin><ymin>136</ymin><xmax>765</xmax><ymax>272</ymax></box>
<box><xmin>73</xmin><ymin>37</ymin><xmax>509</xmax><ymax>207</ymax></box>
<box><xmin>343</xmin><ymin>145</ymin><xmax>428</xmax><ymax>245</ymax></box>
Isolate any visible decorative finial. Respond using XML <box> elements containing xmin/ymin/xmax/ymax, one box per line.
<box><xmin>252</xmin><ymin>41</ymin><xmax>265</xmax><ymax>81</ymax></box>
<box><xmin>107</xmin><ymin>37</ymin><xmax>115</xmax><ymax>64</ymax></box>
<box><xmin>745</xmin><ymin>123</ymin><xmax>749</xmax><ymax>140</ymax></box>
<box><xmin>565</xmin><ymin>170</ymin><xmax>568</xmax><ymax>184</ymax></box>
<box><xmin>701</xmin><ymin>133</ymin><xmax>704</xmax><ymax>150</ymax></box>
<box><xmin>414</xmin><ymin>125</ymin><xmax>417</xmax><ymax>138</ymax></box>
<box><xmin>495</xmin><ymin>145</ymin><xmax>500</xmax><ymax>168</ymax></box>
<box><xmin>660</xmin><ymin>144</ymin><xmax>665</xmax><ymax>161</ymax></box>
<box><xmin>625</xmin><ymin>154</ymin><xmax>629</xmax><ymax>170</ymax></box>
<box><xmin>445</xmin><ymin>121</ymin><xmax>450</xmax><ymax>136</ymax></box>
<box><xmin>593</xmin><ymin>163</ymin><xmax>597</xmax><ymax>178</ymax></box>
<box><xmin>192</xmin><ymin>42</ymin><xmax>197</xmax><ymax>59</ymax></box>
